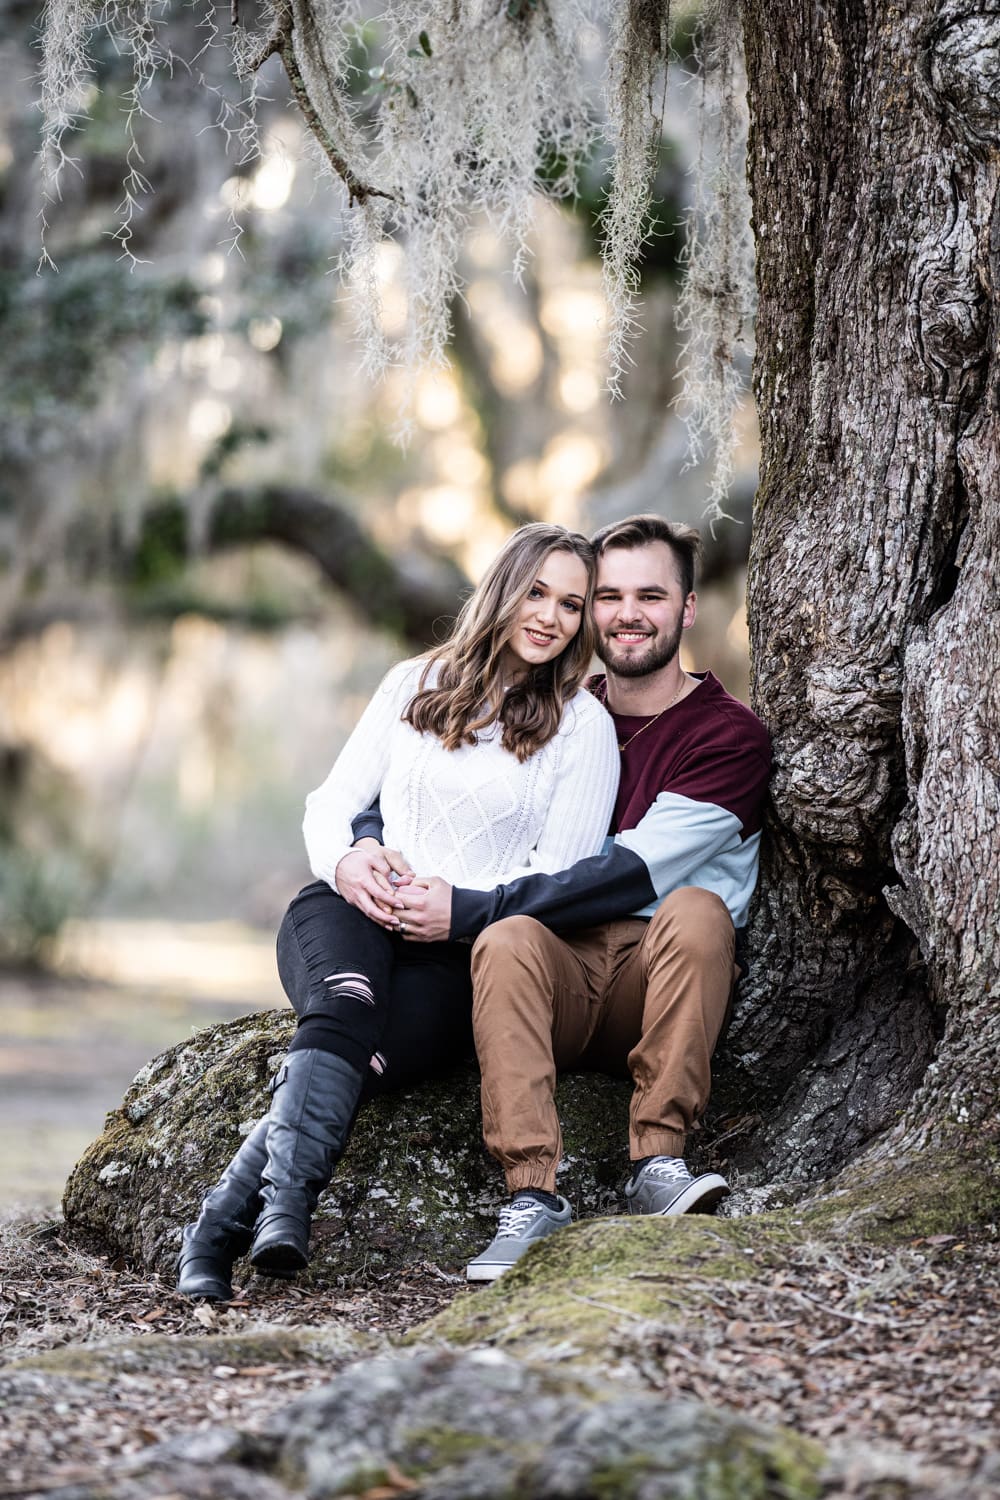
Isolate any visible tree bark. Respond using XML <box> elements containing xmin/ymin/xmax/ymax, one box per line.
<box><xmin>728</xmin><ymin>0</ymin><xmax>1000</xmax><ymax>1182</ymax></box>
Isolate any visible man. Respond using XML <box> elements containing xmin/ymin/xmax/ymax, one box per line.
<box><xmin>350</xmin><ymin>515</ymin><xmax>771</xmax><ymax>1281</ymax></box>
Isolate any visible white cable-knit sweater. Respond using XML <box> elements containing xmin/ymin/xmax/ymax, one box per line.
<box><xmin>303</xmin><ymin>658</ymin><xmax>620</xmax><ymax>893</ymax></box>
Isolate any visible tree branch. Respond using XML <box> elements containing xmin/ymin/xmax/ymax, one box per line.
<box><xmin>4</xmin><ymin>486</ymin><xmax>467</xmax><ymax>651</ymax></box>
<box><xmin>277</xmin><ymin>36</ymin><xmax>396</xmax><ymax>207</ymax></box>
<box><xmin>200</xmin><ymin>484</ymin><xmax>466</xmax><ymax>644</ymax></box>
<box><xmin>233</xmin><ymin>2</ymin><xmax>395</xmax><ymax>207</ymax></box>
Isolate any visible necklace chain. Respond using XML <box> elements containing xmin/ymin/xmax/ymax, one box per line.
<box><xmin>616</xmin><ymin>675</ymin><xmax>691</xmax><ymax>754</ymax></box>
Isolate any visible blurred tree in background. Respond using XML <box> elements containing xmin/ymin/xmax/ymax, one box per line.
<box><xmin>10</xmin><ymin>0</ymin><xmax>994</xmax><ymax>1206</ymax></box>
<box><xmin>1</xmin><ymin>0</ymin><xmax>754</xmax><ymax>959</ymax></box>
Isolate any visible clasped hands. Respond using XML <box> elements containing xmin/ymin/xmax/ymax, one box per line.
<box><xmin>335</xmin><ymin>839</ymin><xmax>453</xmax><ymax>942</ymax></box>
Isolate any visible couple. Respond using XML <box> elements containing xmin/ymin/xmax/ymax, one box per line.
<box><xmin>177</xmin><ymin>514</ymin><xmax>770</xmax><ymax>1299</ymax></box>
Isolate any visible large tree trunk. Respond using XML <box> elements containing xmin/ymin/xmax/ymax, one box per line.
<box><xmin>726</xmin><ymin>1</ymin><xmax>1000</xmax><ymax>1184</ymax></box>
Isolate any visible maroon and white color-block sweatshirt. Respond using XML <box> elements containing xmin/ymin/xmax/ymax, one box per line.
<box><xmin>447</xmin><ymin>671</ymin><xmax>771</xmax><ymax>939</ymax></box>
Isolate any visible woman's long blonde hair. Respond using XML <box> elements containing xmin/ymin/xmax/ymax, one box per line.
<box><xmin>404</xmin><ymin>523</ymin><xmax>597</xmax><ymax>761</ymax></box>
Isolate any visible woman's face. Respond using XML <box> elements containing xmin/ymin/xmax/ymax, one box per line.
<box><xmin>499</xmin><ymin>548</ymin><xmax>589</xmax><ymax>678</ymax></box>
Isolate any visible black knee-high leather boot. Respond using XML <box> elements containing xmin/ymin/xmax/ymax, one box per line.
<box><xmin>176</xmin><ymin>1117</ymin><xmax>270</xmax><ymax>1301</ymax></box>
<box><xmin>249</xmin><ymin>1048</ymin><xmax>364</xmax><ymax>1276</ymax></box>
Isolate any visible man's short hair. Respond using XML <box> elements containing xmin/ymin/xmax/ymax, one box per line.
<box><xmin>591</xmin><ymin>515</ymin><xmax>702</xmax><ymax>599</ymax></box>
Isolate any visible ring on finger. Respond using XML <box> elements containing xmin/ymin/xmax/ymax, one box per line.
<box><xmin>399</xmin><ymin>919</ymin><xmax>408</xmax><ymax>934</ymax></box>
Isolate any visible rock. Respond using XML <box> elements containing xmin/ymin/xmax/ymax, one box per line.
<box><xmin>34</xmin><ymin>1346</ymin><xmax>981</xmax><ymax>1500</ymax></box>
<box><xmin>251</xmin><ymin>1348</ymin><xmax>825</xmax><ymax>1499</ymax></box>
<box><xmin>62</xmin><ymin>1010</ymin><xmax>632</xmax><ymax>1280</ymax></box>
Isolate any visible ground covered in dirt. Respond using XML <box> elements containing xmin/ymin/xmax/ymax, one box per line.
<box><xmin>1</xmin><ymin>1212</ymin><xmax>998</xmax><ymax>1498</ymax></box>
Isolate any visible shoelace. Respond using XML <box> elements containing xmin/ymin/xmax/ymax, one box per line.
<box><xmin>642</xmin><ymin>1157</ymin><xmax>691</xmax><ymax>1184</ymax></box>
<box><xmin>495</xmin><ymin>1200</ymin><xmax>548</xmax><ymax>1239</ymax></box>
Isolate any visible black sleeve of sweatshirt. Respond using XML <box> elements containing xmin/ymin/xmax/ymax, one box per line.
<box><xmin>350</xmin><ymin>799</ymin><xmax>385</xmax><ymax>846</ymax></box>
<box><xmin>449</xmin><ymin>844</ymin><xmax>656</xmax><ymax>939</ymax></box>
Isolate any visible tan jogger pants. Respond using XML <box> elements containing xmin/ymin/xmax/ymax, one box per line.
<box><xmin>470</xmin><ymin>886</ymin><xmax>737</xmax><ymax>1194</ymax></box>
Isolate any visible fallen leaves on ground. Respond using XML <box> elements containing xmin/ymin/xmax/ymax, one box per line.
<box><xmin>1</xmin><ymin>1217</ymin><xmax>998</xmax><ymax>1497</ymax></box>
<box><xmin>0</xmin><ymin>1216</ymin><xmax>470</xmax><ymax>1495</ymax></box>
<box><xmin>615</xmin><ymin>1232</ymin><xmax>1000</xmax><ymax>1483</ymax></box>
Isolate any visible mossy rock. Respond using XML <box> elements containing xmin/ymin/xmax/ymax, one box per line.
<box><xmin>422</xmin><ymin>1211</ymin><xmax>802</xmax><ymax>1362</ymax></box>
<box><xmin>9</xmin><ymin>1324</ymin><xmax>371</xmax><ymax>1379</ymax></box>
<box><xmin>62</xmin><ymin>1010</ymin><xmax>633</xmax><ymax>1280</ymax></box>
<box><xmin>28</xmin><ymin>1344</ymin><xmax>977</xmax><ymax>1500</ymax></box>
<box><xmin>256</xmin><ymin>1348</ymin><xmax>829</xmax><ymax>1500</ymax></box>
<box><xmin>420</xmin><ymin>1144</ymin><xmax>1000</xmax><ymax>1362</ymax></box>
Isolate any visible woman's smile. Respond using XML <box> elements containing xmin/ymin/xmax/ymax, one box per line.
<box><xmin>501</xmin><ymin>549</ymin><xmax>589</xmax><ymax>676</ymax></box>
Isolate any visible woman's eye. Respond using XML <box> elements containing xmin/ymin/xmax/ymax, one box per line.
<box><xmin>562</xmin><ymin>601</ymin><xmax>581</xmax><ymax>613</ymax></box>
<box><xmin>527</xmin><ymin>587</ymin><xmax>543</xmax><ymax>599</ymax></box>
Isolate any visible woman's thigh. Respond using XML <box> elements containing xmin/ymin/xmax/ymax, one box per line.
<box><xmin>276</xmin><ymin>881</ymin><xmax>396</xmax><ymax>1017</ymax></box>
<box><xmin>275</xmin><ymin>883</ymin><xmax>473</xmax><ymax>1086</ymax></box>
<box><xmin>362</xmin><ymin>942</ymin><xmax>474</xmax><ymax>1094</ymax></box>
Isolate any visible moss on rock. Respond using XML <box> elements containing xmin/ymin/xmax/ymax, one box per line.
<box><xmin>62</xmin><ymin>1011</ymin><xmax>632</xmax><ymax>1281</ymax></box>
<box><xmin>63</xmin><ymin>1010</ymin><xmax>293</xmax><ymax>1272</ymax></box>
<box><xmin>789</xmin><ymin>1148</ymin><xmax>1000</xmax><ymax>1245</ymax></box>
<box><xmin>424</xmin><ymin>1212</ymin><xmax>803</xmax><ymax>1360</ymax></box>
<box><xmin>48</xmin><ymin>1345</ymin><xmax>975</xmax><ymax>1500</ymax></box>
<box><xmin>9</xmin><ymin>1324</ymin><xmax>370</xmax><ymax>1378</ymax></box>
<box><xmin>420</xmin><ymin>1144</ymin><xmax>999</xmax><ymax>1363</ymax></box>
<box><xmin>246</xmin><ymin>1348</ymin><xmax>831</xmax><ymax>1500</ymax></box>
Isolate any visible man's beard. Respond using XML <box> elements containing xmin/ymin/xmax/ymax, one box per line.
<box><xmin>597</xmin><ymin>618</ymin><xmax>684</xmax><ymax>678</ymax></box>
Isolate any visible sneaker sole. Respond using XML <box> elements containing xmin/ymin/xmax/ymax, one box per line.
<box><xmin>466</xmin><ymin>1261</ymin><xmax>512</xmax><ymax>1283</ymax></box>
<box><xmin>657</xmin><ymin>1174</ymin><xmax>730</xmax><ymax>1216</ymax></box>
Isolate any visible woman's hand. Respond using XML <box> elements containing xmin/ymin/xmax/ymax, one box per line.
<box><xmin>396</xmin><ymin>876</ymin><xmax>453</xmax><ymax>943</ymax></box>
<box><xmin>336</xmin><ymin>840</ymin><xmax>413</xmax><ymax>927</ymax></box>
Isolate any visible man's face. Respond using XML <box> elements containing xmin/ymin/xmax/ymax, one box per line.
<box><xmin>592</xmin><ymin>542</ymin><xmax>697</xmax><ymax>678</ymax></box>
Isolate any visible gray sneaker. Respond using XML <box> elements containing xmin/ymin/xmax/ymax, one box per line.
<box><xmin>624</xmin><ymin>1156</ymin><xmax>730</xmax><ymax>1216</ymax></box>
<box><xmin>466</xmin><ymin>1194</ymin><xmax>573</xmax><ymax>1282</ymax></box>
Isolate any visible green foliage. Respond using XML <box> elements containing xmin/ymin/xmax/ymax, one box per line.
<box><xmin>125</xmin><ymin>501</ymin><xmax>190</xmax><ymax>588</ymax></box>
<box><xmin>198</xmin><ymin>423</ymin><xmax>273</xmax><ymax>483</ymax></box>
<box><xmin>0</xmin><ymin>257</ymin><xmax>205</xmax><ymax>464</ymax></box>
<box><xmin>0</xmin><ymin>853</ymin><xmax>82</xmax><ymax>964</ymax></box>
<box><xmin>0</xmin><ymin>746</ymin><xmax>97</xmax><ymax>966</ymax></box>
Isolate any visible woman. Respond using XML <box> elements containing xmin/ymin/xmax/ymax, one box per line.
<box><xmin>177</xmin><ymin>523</ymin><xmax>620</xmax><ymax>1300</ymax></box>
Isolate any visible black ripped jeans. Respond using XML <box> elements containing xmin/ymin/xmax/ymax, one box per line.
<box><xmin>276</xmin><ymin>881</ymin><xmax>474</xmax><ymax>1091</ymax></box>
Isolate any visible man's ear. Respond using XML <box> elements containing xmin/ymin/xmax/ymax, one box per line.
<box><xmin>682</xmin><ymin>591</ymin><xmax>697</xmax><ymax>630</ymax></box>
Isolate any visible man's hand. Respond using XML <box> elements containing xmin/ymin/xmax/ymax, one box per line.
<box><xmin>336</xmin><ymin>841</ymin><xmax>413</xmax><ymax>927</ymax></box>
<box><xmin>396</xmin><ymin>876</ymin><xmax>453</xmax><ymax>943</ymax></box>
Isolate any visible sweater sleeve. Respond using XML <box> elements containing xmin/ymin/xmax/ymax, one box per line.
<box><xmin>449</xmin><ymin>836</ymin><xmax>653</xmax><ymax>938</ymax></box>
<box><xmin>489</xmin><ymin>694</ymin><xmax>620</xmax><ymax>881</ymax></box>
<box><xmin>302</xmin><ymin>660</ymin><xmax>421</xmax><ymax>890</ymax></box>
